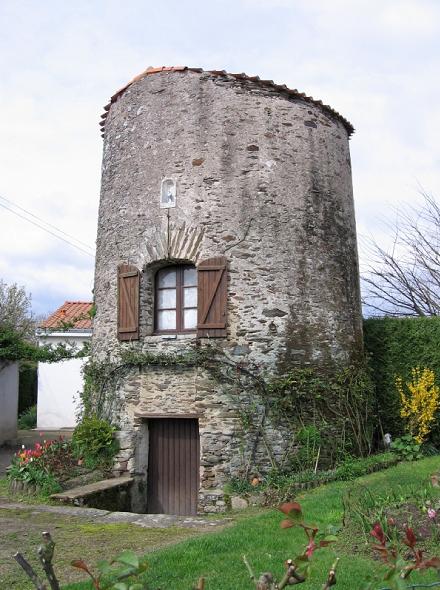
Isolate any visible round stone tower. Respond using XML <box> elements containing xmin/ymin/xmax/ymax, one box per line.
<box><xmin>93</xmin><ymin>67</ymin><xmax>362</xmax><ymax>514</ymax></box>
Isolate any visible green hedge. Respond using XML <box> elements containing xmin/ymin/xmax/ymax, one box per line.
<box><xmin>363</xmin><ymin>316</ymin><xmax>440</xmax><ymax>442</ymax></box>
<box><xmin>18</xmin><ymin>361</ymin><xmax>38</xmax><ymax>414</ymax></box>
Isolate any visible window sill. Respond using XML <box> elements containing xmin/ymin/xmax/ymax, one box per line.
<box><xmin>145</xmin><ymin>333</ymin><xmax>197</xmax><ymax>342</ymax></box>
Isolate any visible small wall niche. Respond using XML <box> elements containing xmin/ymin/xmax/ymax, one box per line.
<box><xmin>160</xmin><ymin>178</ymin><xmax>177</xmax><ymax>208</ymax></box>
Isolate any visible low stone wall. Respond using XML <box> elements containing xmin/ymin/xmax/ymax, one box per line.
<box><xmin>198</xmin><ymin>489</ymin><xmax>227</xmax><ymax>513</ymax></box>
<box><xmin>51</xmin><ymin>477</ymin><xmax>133</xmax><ymax>512</ymax></box>
<box><xmin>9</xmin><ymin>479</ymin><xmax>41</xmax><ymax>496</ymax></box>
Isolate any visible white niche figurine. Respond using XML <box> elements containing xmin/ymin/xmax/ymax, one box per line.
<box><xmin>160</xmin><ymin>178</ymin><xmax>177</xmax><ymax>208</ymax></box>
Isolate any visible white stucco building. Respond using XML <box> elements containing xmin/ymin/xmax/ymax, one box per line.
<box><xmin>36</xmin><ymin>301</ymin><xmax>92</xmax><ymax>429</ymax></box>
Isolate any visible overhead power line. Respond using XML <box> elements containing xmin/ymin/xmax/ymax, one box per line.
<box><xmin>0</xmin><ymin>196</ymin><xmax>95</xmax><ymax>258</ymax></box>
<box><xmin>0</xmin><ymin>194</ymin><xmax>94</xmax><ymax>251</ymax></box>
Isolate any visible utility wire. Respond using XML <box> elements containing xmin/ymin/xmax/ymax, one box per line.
<box><xmin>0</xmin><ymin>201</ymin><xmax>95</xmax><ymax>258</ymax></box>
<box><xmin>0</xmin><ymin>194</ymin><xmax>94</xmax><ymax>252</ymax></box>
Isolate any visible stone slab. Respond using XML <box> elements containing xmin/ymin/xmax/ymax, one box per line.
<box><xmin>132</xmin><ymin>515</ymin><xmax>229</xmax><ymax>528</ymax></box>
<box><xmin>50</xmin><ymin>476</ymin><xmax>133</xmax><ymax>501</ymax></box>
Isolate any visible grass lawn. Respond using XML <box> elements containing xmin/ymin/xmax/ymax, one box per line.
<box><xmin>64</xmin><ymin>457</ymin><xmax>440</xmax><ymax>590</ymax></box>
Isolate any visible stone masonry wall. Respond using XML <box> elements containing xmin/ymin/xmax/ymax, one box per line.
<box><xmin>93</xmin><ymin>69</ymin><xmax>363</xmax><ymax>512</ymax></box>
<box><xmin>112</xmin><ymin>363</ymin><xmax>287</xmax><ymax>512</ymax></box>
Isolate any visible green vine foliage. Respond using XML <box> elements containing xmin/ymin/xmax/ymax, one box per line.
<box><xmin>0</xmin><ymin>327</ymin><xmax>89</xmax><ymax>363</ymax></box>
<box><xmin>79</xmin><ymin>345</ymin><xmax>216</xmax><ymax>421</ymax></box>
<box><xmin>267</xmin><ymin>365</ymin><xmax>376</xmax><ymax>467</ymax></box>
<box><xmin>81</xmin><ymin>343</ymin><xmax>375</xmax><ymax>472</ymax></box>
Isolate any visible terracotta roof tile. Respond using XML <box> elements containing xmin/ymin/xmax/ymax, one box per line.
<box><xmin>40</xmin><ymin>301</ymin><xmax>93</xmax><ymax>330</ymax></box>
<box><xmin>99</xmin><ymin>66</ymin><xmax>354</xmax><ymax>137</ymax></box>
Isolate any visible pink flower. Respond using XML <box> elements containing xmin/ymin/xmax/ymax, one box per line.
<box><xmin>428</xmin><ymin>508</ymin><xmax>437</xmax><ymax>520</ymax></box>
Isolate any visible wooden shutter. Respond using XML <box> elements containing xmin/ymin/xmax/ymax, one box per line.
<box><xmin>197</xmin><ymin>257</ymin><xmax>227</xmax><ymax>337</ymax></box>
<box><xmin>117</xmin><ymin>264</ymin><xmax>140</xmax><ymax>341</ymax></box>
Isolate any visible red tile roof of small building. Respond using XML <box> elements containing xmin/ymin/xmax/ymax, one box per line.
<box><xmin>40</xmin><ymin>301</ymin><xmax>93</xmax><ymax>330</ymax></box>
<box><xmin>100</xmin><ymin>66</ymin><xmax>354</xmax><ymax>137</ymax></box>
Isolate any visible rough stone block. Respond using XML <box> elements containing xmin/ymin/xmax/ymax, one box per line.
<box><xmin>230</xmin><ymin>496</ymin><xmax>249</xmax><ymax>510</ymax></box>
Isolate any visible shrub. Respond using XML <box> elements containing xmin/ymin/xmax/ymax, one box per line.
<box><xmin>40</xmin><ymin>437</ymin><xmax>77</xmax><ymax>479</ymax></box>
<box><xmin>72</xmin><ymin>416</ymin><xmax>118</xmax><ymax>469</ymax></box>
<box><xmin>390</xmin><ymin>434</ymin><xmax>424</xmax><ymax>461</ymax></box>
<box><xmin>396</xmin><ymin>367</ymin><xmax>440</xmax><ymax>443</ymax></box>
<box><xmin>18</xmin><ymin>361</ymin><xmax>37</xmax><ymax>415</ymax></box>
<box><xmin>17</xmin><ymin>404</ymin><xmax>37</xmax><ymax>430</ymax></box>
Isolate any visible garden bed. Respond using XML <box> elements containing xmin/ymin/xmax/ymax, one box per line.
<box><xmin>229</xmin><ymin>452</ymin><xmax>400</xmax><ymax>506</ymax></box>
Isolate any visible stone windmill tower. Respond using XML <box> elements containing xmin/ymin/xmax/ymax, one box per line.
<box><xmin>93</xmin><ymin>66</ymin><xmax>362</xmax><ymax>515</ymax></box>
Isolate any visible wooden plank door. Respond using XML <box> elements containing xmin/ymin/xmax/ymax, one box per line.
<box><xmin>147</xmin><ymin>418</ymin><xmax>200</xmax><ymax>515</ymax></box>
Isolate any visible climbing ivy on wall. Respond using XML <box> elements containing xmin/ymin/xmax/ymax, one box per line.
<box><xmin>363</xmin><ymin>316</ymin><xmax>440</xmax><ymax>444</ymax></box>
<box><xmin>267</xmin><ymin>366</ymin><xmax>375</xmax><ymax>466</ymax></box>
<box><xmin>80</xmin><ymin>343</ymin><xmax>375</xmax><ymax>472</ymax></box>
<box><xmin>80</xmin><ymin>347</ymin><xmax>203</xmax><ymax>420</ymax></box>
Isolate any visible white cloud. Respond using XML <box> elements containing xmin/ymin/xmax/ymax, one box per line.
<box><xmin>0</xmin><ymin>0</ymin><xmax>439</xmax><ymax>314</ymax></box>
<box><xmin>379</xmin><ymin>1</ymin><xmax>440</xmax><ymax>37</ymax></box>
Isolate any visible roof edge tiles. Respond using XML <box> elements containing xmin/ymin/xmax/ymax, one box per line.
<box><xmin>99</xmin><ymin>66</ymin><xmax>354</xmax><ymax>137</ymax></box>
<box><xmin>39</xmin><ymin>301</ymin><xmax>93</xmax><ymax>330</ymax></box>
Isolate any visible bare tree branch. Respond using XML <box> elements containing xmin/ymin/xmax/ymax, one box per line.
<box><xmin>362</xmin><ymin>191</ymin><xmax>440</xmax><ymax>317</ymax></box>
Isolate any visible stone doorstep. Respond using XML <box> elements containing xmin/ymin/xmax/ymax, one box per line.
<box><xmin>50</xmin><ymin>476</ymin><xmax>134</xmax><ymax>502</ymax></box>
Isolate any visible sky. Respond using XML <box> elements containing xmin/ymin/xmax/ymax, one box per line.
<box><xmin>0</xmin><ymin>0</ymin><xmax>439</xmax><ymax>317</ymax></box>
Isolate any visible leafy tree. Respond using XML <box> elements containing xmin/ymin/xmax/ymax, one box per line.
<box><xmin>0</xmin><ymin>280</ymin><xmax>35</xmax><ymax>339</ymax></box>
<box><xmin>362</xmin><ymin>192</ymin><xmax>440</xmax><ymax>317</ymax></box>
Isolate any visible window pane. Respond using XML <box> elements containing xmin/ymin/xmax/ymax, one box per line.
<box><xmin>157</xmin><ymin>288</ymin><xmax>176</xmax><ymax>309</ymax></box>
<box><xmin>157</xmin><ymin>310</ymin><xmax>176</xmax><ymax>330</ymax></box>
<box><xmin>184</xmin><ymin>287</ymin><xmax>197</xmax><ymax>308</ymax></box>
<box><xmin>184</xmin><ymin>308</ymin><xmax>197</xmax><ymax>330</ymax></box>
<box><xmin>158</xmin><ymin>268</ymin><xmax>176</xmax><ymax>288</ymax></box>
<box><xmin>183</xmin><ymin>267</ymin><xmax>197</xmax><ymax>286</ymax></box>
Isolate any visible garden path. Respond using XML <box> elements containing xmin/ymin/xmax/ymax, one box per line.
<box><xmin>0</xmin><ymin>500</ymin><xmax>229</xmax><ymax>528</ymax></box>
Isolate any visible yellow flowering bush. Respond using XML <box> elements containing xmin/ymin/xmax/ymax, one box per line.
<box><xmin>396</xmin><ymin>367</ymin><xmax>440</xmax><ymax>443</ymax></box>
